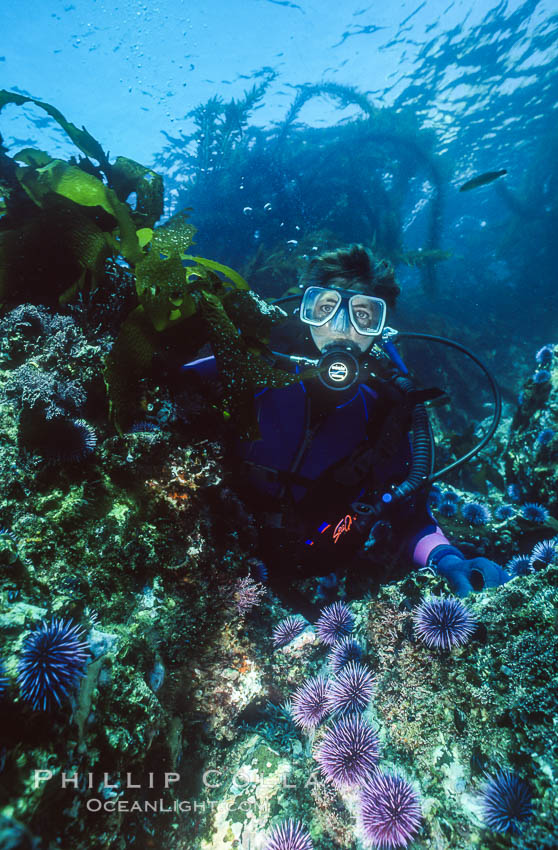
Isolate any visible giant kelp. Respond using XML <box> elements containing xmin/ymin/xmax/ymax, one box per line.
<box><xmin>105</xmin><ymin>212</ymin><xmax>294</xmax><ymax>435</ymax></box>
<box><xmin>0</xmin><ymin>91</ymin><xmax>300</xmax><ymax>436</ymax></box>
<box><xmin>0</xmin><ymin>90</ymin><xmax>163</xmax><ymax>304</ymax></box>
<box><xmin>156</xmin><ymin>81</ymin><xmax>449</xmax><ymax>296</ymax></box>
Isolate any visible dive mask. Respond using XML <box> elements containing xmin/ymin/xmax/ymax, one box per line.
<box><xmin>299</xmin><ymin>286</ymin><xmax>387</xmax><ymax>390</ymax></box>
<box><xmin>300</xmin><ymin>286</ymin><xmax>387</xmax><ymax>354</ymax></box>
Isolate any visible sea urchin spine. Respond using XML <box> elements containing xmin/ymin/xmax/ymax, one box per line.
<box><xmin>17</xmin><ymin>618</ymin><xmax>90</xmax><ymax>712</ymax></box>
<box><xmin>413</xmin><ymin>596</ymin><xmax>476</xmax><ymax>650</ymax></box>
<box><xmin>360</xmin><ymin>770</ymin><xmax>422</xmax><ymax>848</ymax></box>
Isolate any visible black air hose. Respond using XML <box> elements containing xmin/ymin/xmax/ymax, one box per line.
<box><xmin>352</xmin><ymin>375</ymin><xmax>433</xmax><ymax>525</ymax></box>
<box><xmin>390</xmin><ymin>375</ymin><xmax>432</xmax><ymax>502</ymax></box>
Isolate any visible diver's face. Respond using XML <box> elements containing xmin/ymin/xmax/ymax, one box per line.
<box><xmin>309</xmin><ymin>282</ymin><xmax>376</xmax><ymax>354</ymax></box>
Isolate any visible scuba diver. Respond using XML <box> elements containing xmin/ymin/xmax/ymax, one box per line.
<box><xmin>180</xmin><ymin>245</ymin><xmax>510</xmax><ymax>617</ymax></box>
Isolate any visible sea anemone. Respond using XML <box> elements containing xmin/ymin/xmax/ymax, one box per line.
<box><xmin>315</xmin><ymin>714</ymin><xmax>380</xmax><ymax>788</ymax></box>
<box><xmin>535</xmin><ymin>428</ymin><xmax>555</xmax><ymax>447</ymax></box>
<box><xmin>530</xmin><ymin>539</ymin><xmax>557</xmax><ymax>568</ymax></box>
<box><xmin>535</xmin><ymin>344</ymin><xmax>554</xmax><ymax>366</ymax></box>
<box><xmin>532</xmin><ymin>369</ymin><xmax>551</xmax><ymax>384</ymax></box>
<box><xmin>506</xmin><ymin>555</ymin><xmax>533</xmax><ymax>577</ymax></box>
<box><xmin>328</xmin><ymin>637</ymin><xmax>362</xmax><ymax>674</ymax></box>
<box><xmin>325</xmin><ymin>662</ymin><xmax>375</xmax><ymax>717</ymax></box>
<box><xmin>290</xmin><ymin>675</ymin><xmax>330</xmax><ymax>730</ymax></box>
<box><xmin>495</xmin><ymin>504</ymin><xmax>515</xmax><ymax>521</ymax></box>
<box><xmin>437</xmin><ymin>500</ymin><xmax>458</xmax><ymax>518</ymax></box>
<box><xmin>17</xmin><ymin>618</ymin><xmax>90</xmax><ymax>711</ymax></box>
<box><xmin>413</xmin><ymin>597</ymin><xmax>476</xmax><ymax>650</ymax></box>
<box><xmin>461</xmin><ymin>502</ymin><xmax>492</xmax><ymax>526</ymax></box>
<box><xmin>521</xmin><ymin>502</ymin><xmax>549</xmax><ymax>524</ymax></box>
<box><xmin>264</xmin><ymin>819</ymin><xmax>314</xmax><ymax>850</ymax></box>
<box><xmin>481</xmin><ymin>771</ymin><xmax>532</xmax><ymax>833</ymax></box>
<box><xmin>506</xmin><ymin>483</ymin><xmax>521</xmax><ymax>503</ymax></box>
<box><xmin>360</xmin><ymin>771</ymin><xmax>422</xmax><ymax>849</ymax></box>
<box><xmin>315</xmin><ymin>601</ymin><xmax>355</xmax><ymax>645</ymax></box>
<box><xmin>273</xmin><ymin>616</ymin><xmax>306</xmax><ymax>648</ymax></box>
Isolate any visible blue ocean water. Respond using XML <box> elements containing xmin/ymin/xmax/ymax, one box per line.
<box><xmin>1</xmin><ymin>2</ymin><xmax>558</xmax><ymax>848</ymax></box>
<box><xmin>5</xmin><ymin>1</ymin><xmax>556</xmax><ymax>348</ymax></box>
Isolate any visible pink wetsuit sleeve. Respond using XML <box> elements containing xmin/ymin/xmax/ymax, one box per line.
<box><xmin>413</xmin><ymin>526</ymin><xmax>450</xmax><ymax>567</ymax></box>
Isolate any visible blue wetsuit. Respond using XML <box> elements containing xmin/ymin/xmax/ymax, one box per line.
<box><xmin>181</xmin><ymin>354</ymin><xmax>439</xmax><ymax>584</ymax></box>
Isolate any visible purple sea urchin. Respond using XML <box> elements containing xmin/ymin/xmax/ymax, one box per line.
<box><xmin>441</xmin><ymin>490</ymin><xmax>459</xmax><ymax>503</ymax></box>
<box><xmin>482</xmin><ymin>771</ymin><xmax>532</xmax><ymax>833</ymax></box>
<box><xmin>315</xmin><ymin>601</ymin><xmax>354</xmax><ymax>645</ymax></box>
<box><xmin>21</xmin><ymin>414</ymin><xmax>97</xmax><ymax>463</ymax></box>
<box><xmin>0</xmin><ymin>661</ymin><xmax>9</xmax><ymax>696</ymax></box>
<box><xmin>438</xmin><ymin>500</ymin><xmax>458</xmax><ymax>518</ymax></box>
<box><xmin>535</xmin><ymin>428</ymin><xmax>555</xmax><ymax>447</ymax></box>
<box><xmin>495</xmin><ymin>504</ymin><xmax>515</xmax><ymax>521</ymax></box>
<box><xmin>530</xmin><ymin>539</ymin><xmax>557</xmax><ymax>568</ymax></box>
<box><xmin>273</xmin><ymin>616</ymin><xmax>306</xmax><ymax>648</ymax></box>
<box><xmin>328</xmin><ymin>637</ymin><xmax>362</xmax><ymax>674</ymax></box>
<box><xmin>360</xmin><ymin>771</ymin><xmax>422</xmax><ymax>849</ymax></box>
<box><xmin>264</xmin><ymin>819</ymin><xmax>314</xmax><ymax>850</ymax></box>
<box><xmin>413</xmin><ymin>597</ymin><xmax>476</xmax><ymax>650</ymax></box>
<box><xmin>427</xmin><ymin>486</ymin><xmax>442</xmax><ymax>508</ymax></box>
<box><xmin>461</xmin><ymin>502</ymin><xmax>492</xmax><ymax>526</ymax></box>
<box><xmin>506</xmin><ymin>555</ymin><xmax>533</xmax><ymax>577</ymax></box>
<box><xmin>506</xmin><ymin>484</ymin><xmax>521</xmax><ymax>503</ymax></box>
<box><xmin>17</xmin><ymin>619</ymin><xmax>90</xmax><ymax>711</ymax></box>
<box><xmin>535</xmin><ymin>344</ymin><xmax>554</xmax><ymax>366</ymax></box>
<box><xmin>532</xmin><ymin>369</ymin><xmax>551</xmax><ymax>384</ymax></box>
<box><xmin>290</xmin><ymin>675</ymin><xmax>330</xmax><ymax>730</ymax></box>
<box><xmin>521</xmin><ymin>502</ymin><xmax>549</xmax><ymax>524</ymax></box>
<box><xmin>325</xmin><ymin>662</ymin><xmax>375</xmax><ymax>717</ymax></box>
<box><xmin>315</xmin><ymin>714</ymin><xmax>380</xmax><ymax>788</ymax></box>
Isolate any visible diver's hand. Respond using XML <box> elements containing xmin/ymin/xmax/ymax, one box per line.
<box><xmin>430</xmin><ymin>545</ymin><xmax>511</xmax><ymax>597</ymax></box>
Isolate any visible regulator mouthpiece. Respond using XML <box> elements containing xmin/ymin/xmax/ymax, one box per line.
<box><xmin>317</xmin><ymin>348</ymin><xmax>360</xmax><ymax>390</ymax></box>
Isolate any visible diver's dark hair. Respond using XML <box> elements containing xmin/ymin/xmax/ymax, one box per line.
<box><xmin>303</xmin><ymin>244</ymin><xmax>400</xmax><ymax>308</ymax></box>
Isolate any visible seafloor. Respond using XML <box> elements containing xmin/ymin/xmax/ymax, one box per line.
<box><xmin>0</xmin><ymin>299</ymin><xmax>556</xmax><ymax>849</ymax></box>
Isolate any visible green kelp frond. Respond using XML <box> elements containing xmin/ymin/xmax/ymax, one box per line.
<box><xmin>0</xmin><ymin>196</ymin><xmax>111</xmax><ymax>304</ymax></box>
<box><xmin>223</xmin><ymin>289</ymin><xmax>287</xmax><ymax>346</ymax></box>
<box><xmin>0</xmin><ymin>89</ymin><xmax>110</xmax><ymax>171</ymax></box>
<box><xmin>104</xmin><ymin>306</ymin><xmax>160</xmax><ymax>434</ymax></box>
<box><xmin>15</xmin><ymin>157</ymin><xmax>143</xmax><ymax>266</ymax></box>
<box><xmin>110</xmin><ymin>156</ymin><xmax>164</xmax><ymax>228</ymax></box>
<box><xmin>199</xmin><ymin>290</ymin><xmax>306</xmax><ymax>440</ymax></box>
<box><xmin>183</xmin><ymin>255</ymin><xmax>250</xmax><ymax>292</ymax></box>
<box><xmin>106</xmin><ymin>213</ymin><xmax>279</xmax><ymax>433</ymax></box>
<box><xmin>134</xmin><ymin>213</ymin><xmax>198</xmax><ymax>332</ymax></box>
<box><xmin>12</xmin><ymin>148</ymin><xmax>52</xmax><ymax>168</ymax></box>
<box><xmin>133</xmin><ymin>214</ymin><xmax>252</xmax><ymax>332</ymax></box>
<box><xmin>0</xmin><ymin>91</ymin><xmax>168</xmax><ymax>306</ymax></box>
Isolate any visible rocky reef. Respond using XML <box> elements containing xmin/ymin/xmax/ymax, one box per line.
<box><xmin>0</xmin><ymin>308</ymin><xmax>556</xmax><ymax>848</ymax></box>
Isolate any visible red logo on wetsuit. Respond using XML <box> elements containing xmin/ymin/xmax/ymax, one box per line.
<box><xmin>332</xmin><ymin>514</ymin><xmax>353</xmax><ymax>544</ymax></box>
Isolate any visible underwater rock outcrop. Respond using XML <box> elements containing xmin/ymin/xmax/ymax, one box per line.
<box><xmin>505</xmin><ymin>343</ymin><xmax>558</xmax><ymax>519</ymax></box>
<box><xmin>196</xmin><ymin>566</ymin><xmax>557</xmax><ymax>850</ymax></box>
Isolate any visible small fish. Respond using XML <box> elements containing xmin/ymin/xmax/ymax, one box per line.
<box><xmin>459</xmin><ymin>169</ymin><xmax>507</xmax><ymax>192</ymax></box>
